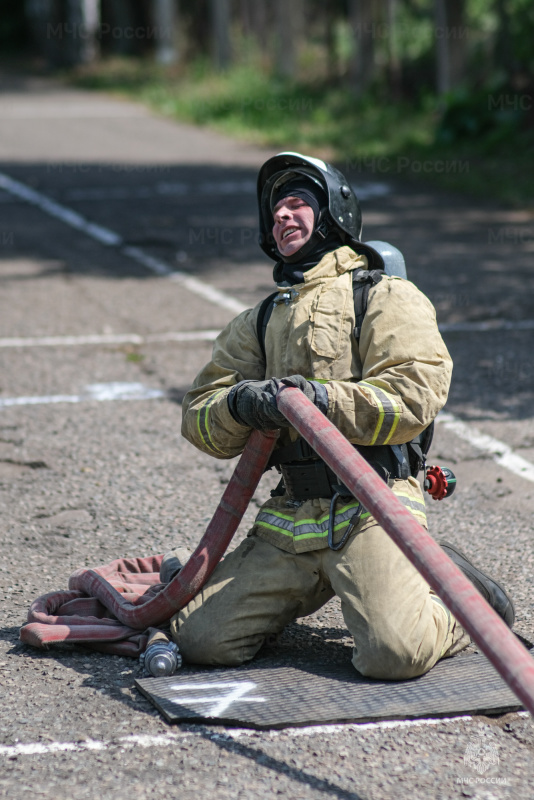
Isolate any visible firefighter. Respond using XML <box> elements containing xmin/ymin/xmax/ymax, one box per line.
<box><xmin>166</xmin><ymin>152</ymin><xmax>514</xmax><ymax>680</ymax></box>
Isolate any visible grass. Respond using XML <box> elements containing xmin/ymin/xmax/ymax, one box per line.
<box><xmin>71</xmin><ymin>58</ymin><xmax>533</xmax><ymax>208</ymax></box>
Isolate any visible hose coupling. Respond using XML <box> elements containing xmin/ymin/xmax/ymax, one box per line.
<box><xmin>140</xmin><ymin>640</ymin><xmax>182</xmax><ymax>677</ymax></box>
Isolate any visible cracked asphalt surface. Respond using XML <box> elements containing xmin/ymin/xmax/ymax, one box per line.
<box><xmin>0</xmin><ymin>71</ymin><xmax>533</xmax><ymax>799</ymax></box>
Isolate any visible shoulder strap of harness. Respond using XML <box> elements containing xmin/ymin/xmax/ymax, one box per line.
<box><xmin>352</xmin><ymin>268</ymin><xmax>384</xmax><ymax>342</ymax></box>
<box><xmin>256</xmin><ymin>291</ymin><xmax>278</xmax><ymax>361</ymax></box>
<box><xmin>405</xmin><ymin>421</ymin><xmax>434</xmax><ymax>476</ymax></box>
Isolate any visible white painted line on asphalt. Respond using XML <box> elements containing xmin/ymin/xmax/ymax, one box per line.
<box><xmin>439</xmin><ymin>319</ymin><xmax>534</xmax><ymax>333</ymax></box>
<box><xmin>0</xmin><ymin>711</ymin><xmax>528</xmax><ymax>757</ymax></box>
<box><xmin>0</xmin><ymin>172</ymin><xmax>122</xmax><ymax>247</ymax></box>
<box><xmin>352</xmin><ymin>182</ymin><xmax>391</xmax><ymax>200</ymax></box>
<box><xmin>0</xmin><ymin>180</ymin><xmax>393</xmax><ymax>204</ymax></box>
<box><xmin>0</xmin><ymin>732</ymin><xmax>189</xmax><ymax>757</ymax></box>
<box><xmin>0</xmin><ymin>382</ymin><xmax>164</xmax><ymax>409</ymax></box>
<box><xmin>57</xmin><ymin>180</ymin><xmax>389</xmax><ymax>202</ymax></box>
<box><xmin>437</xmin><ymin>412</ymin><xmax>534</xmax><ymax>483</ymax></box>
<box><xmin>0</xmin><ymin>331</ymin><xmax>220</xmax><ymax>348</ymax></box>
<box><xmin>2</xmin><ymin>318</ymin><xmax>534</xmax><ymax>350</ymax></box>
<box><xmin>4</xmin><ymin>171</ymin><xmax>533</xmax><ymax>331</ymax></box>
<box><xmin>119</xmin><ymin>245</ymin><xmax>172</xmax><ymax>277</ymax></box>
<box><xmin>228</xmin><ymin>715</ymin><xmax>476</xmax><ymax>739</ymax></box>
<box><xmin>67</xmin><ymin>186</ymin><xmax>181</xmax><ymax>201</ymax></box>
<box><xmin>1</xmin><ymin>378</ymin><xmax>534</xmax><ymax>486</ymax></box>
<box><xmin>121</xmin><ymin>246</ymin><xmax>247</xmax><ymax>314</ymax></box>
<box><xmin>61</xmin><ymin>181</ymin><xmax>255</xmax><ymax>201</ymax></box>
<box><xmin>1</xmin><ymin>178</ymin><xmax>390</xmax><ymax>205</ymax></box>
<box><xmin>0</xmin><ymin>171</ymin><xmax>247</xmax><ymax>316</ymax></box>
<box><xmin>160</xmin><ymin>179</ymin><xmax>258</xmax><ymax>197</ymax></box>
<box><xmin>170</xmin><ymin>273</ymin><xmax>247</xmax><ymax>314</ymax></box>
<box><xmin>215</xmin><ymin>709</ymin><xmax>531</xmax><ymax>739</ymax></box>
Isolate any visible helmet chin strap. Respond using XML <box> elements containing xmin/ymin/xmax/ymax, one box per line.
<box><xmin>279</xmin><ymin>209</ymin><xmax>333</xmax><ymax>264</ymax></box>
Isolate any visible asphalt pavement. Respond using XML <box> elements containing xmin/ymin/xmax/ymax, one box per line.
<box><xmin>1</xmin><ymin>71</ymin><xmax>534</xmax><ymax>800</ymax></box>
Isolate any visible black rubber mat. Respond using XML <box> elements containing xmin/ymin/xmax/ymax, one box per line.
<box><xmin>135</xmin><ymin>650</ymin><xmax>526</xmax><ymax>729</ymax></box>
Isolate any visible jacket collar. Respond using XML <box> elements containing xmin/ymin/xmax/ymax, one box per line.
<box><xmin>276</xmin><ymin>246</ymin><xmax>368</xmax><ymax>287</ymax></box>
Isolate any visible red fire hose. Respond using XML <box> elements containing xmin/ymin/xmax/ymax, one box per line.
<box><xmin>21</xmin><ymin>385</ymin><xmax>534</xmax><ymax>718</ymax></box>
<box><xmin>276</xmin><ymin>386</ymin><xmax>534</xmax><ymax>716</ymax></box>
<box><xmin>65</xmin><ymin>428</ymin><xmax>278</xmax><ymax>629</ymax></box>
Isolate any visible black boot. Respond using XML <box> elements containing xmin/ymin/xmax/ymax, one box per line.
<box><xmin>438</xmin><ymin>540</ymin><xmax>515</xmax><ymax>629</ymax></box>
<box><xmin>160</xmin><ymin>547</ymin><xmax>191</xmax><ymax>584</ymax></box>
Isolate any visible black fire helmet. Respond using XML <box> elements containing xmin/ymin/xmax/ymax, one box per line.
<box><xmin>257</xmin><ymin>151</ymin><xmax>385</xmax><ymax>269</ymax></box>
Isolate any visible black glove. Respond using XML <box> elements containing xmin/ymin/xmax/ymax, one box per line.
<box><xmin>227</xmin><ymin>378</ymin><xmax>287</xmax><ymax>431</ymax></box>
<box><xmin>277</xmin><ymin>375</ymin><xmax>329</xmax><ymax>415</ymax></box>
<box><xmin>227</xmin><ymin>375</ymin><xmax>328</xmax><ymax>431</ymax></box>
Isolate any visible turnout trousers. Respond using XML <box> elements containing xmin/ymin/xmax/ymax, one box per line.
<box><xmin>170</xmin><ymin>516</ymin><xmax>468</xmax><ymax>680</ymax></box>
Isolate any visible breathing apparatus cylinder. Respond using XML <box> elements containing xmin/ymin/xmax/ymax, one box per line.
<box><xmin>363</xmin><ymin>240</ymin><xmax>407</xmax><ymax>279</ymax></box>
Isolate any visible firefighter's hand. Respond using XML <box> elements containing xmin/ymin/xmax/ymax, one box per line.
<box><xmin>227</xmin><ymin>379</ymin><xmax>288</xmax><ymax>430</ymax></box>
<box><xmin>227</xmin><ymin>375</ymin><xmax>328</xmax><ymax>431</ymax></box>
<box><xmin>277</xmin><ymin>375</ymin><xmax>329</xmax><ymax>415</ymax></box>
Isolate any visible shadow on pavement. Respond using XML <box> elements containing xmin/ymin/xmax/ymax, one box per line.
<box><xmin>1</xmin><ymin>161</ymin><xmax>533</xmax><ymax>419</ymax></box>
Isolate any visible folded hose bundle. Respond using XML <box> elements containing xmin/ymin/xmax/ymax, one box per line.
<box><xmin>20</xmin><ymin>429</ymin><xmax>278</xmax><ymax>655</ymax></box>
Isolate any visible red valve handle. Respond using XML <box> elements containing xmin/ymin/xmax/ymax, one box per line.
<box><xmin>424</xmin><ymin>465</ymin><xmax>449</xmax><ymax>500</ymax></box>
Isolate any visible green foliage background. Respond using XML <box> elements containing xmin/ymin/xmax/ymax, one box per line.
<box><xmin>3</xmin><ymin>0</ymin><xmax>533</xmax><ymax>205</ymax></box>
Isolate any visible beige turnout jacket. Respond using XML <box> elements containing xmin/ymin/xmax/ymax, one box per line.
<box><xmin>181</xmin><ymin>246</ymin><xmax>452</xmax><ymax>553</ymax></box>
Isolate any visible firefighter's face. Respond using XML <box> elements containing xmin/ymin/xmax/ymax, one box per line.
<box><xmin>272</xmin><ymin>196</ymin><xmax>315</xmax><ymax>257</ymax></box>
